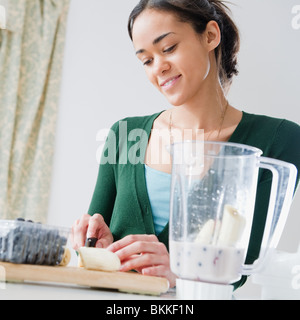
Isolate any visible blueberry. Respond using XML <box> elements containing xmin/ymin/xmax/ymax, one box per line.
<box><xmin>1</xmin><ymin>221</ymin><xmax>68</xmax><ymax>266</ymax></box>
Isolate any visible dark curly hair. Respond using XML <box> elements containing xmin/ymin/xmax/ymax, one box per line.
<box><xmin>128</xmin><ymin>0</ymin><xmax>240</xmax><ymax>90</ymax></box>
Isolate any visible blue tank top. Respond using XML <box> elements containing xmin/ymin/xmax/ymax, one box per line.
<box><xmin>144</xmin><ymin>165</ymin><xmax>171</xmax><ymax>235</ymax></box>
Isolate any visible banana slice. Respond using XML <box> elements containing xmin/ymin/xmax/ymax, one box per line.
<box><xmin>78</xmin><ymin>255</ymin><xmax>84</xmax><ymax>268</ymax></box>
<box><xmin>195</xmin><ymin>219</ymin><xmax>221</xmax><ymax>245</ymax></box>
<box><xmin>217</xmin><ymin>205</ymin><xmax>246</xmax><ymax>247</ymax></box>
<box><xmin>195</xmin><ymin>219</ymin><xmax>214</xmax><ymax>244</ymax></box>
<box><xmin>78</xmin><ymin>247</ymin><xmax>121</xmax><ymax>272</ymax></box>
<box><xmin>59</xmin><ymin>248</ymin><xmax>71</xmax><ymax>266</ymax></box>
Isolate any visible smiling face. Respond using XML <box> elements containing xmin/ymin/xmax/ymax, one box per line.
<box><xmin>132</xmin><ymin>9</ymin><xmax>220</xmax><ymax>107</ymax></box>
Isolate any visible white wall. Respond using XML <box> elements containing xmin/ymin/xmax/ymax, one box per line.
<box><xmin>47</xmin><ymin>0</ymin><xmax>300</xmax><ymax>298</ymax></box>
<box><xmin>47</xmin><ymin>0</ymin><xmax>166</xmax><ymax>230</ymax></box>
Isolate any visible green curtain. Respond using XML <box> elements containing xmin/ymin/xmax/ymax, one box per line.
<box><xmin>0</xmin><ymin>0</ymin><xmax>70</xmax><ymax>222</ymax></box>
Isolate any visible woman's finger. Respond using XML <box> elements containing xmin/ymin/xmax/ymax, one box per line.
<box><xmin>107</xmin><ymin>234</ymin><xmax>158</xmax><ymax>253</ymax></box>
<box><xmin>86</xmin><ymin>214</ymin><xmax>113</xmax><ymax>248</ymax></box>
<box><xmin>120</xmin><ymin>251</ymin><xmax>169</xmax><ymax>272</ymax></box>
<box><xmin>86</xmin><ymin>213</ymin><xmax>104</xmax><ymax>239</ymax></box>
<box><xmin>71</xmin><ymin>214</ymin><xmax>90</xmax><ymax>250</ymax></box>
<box><xmin>114</xmin><ymin>240</ymin><xmax>167</xmax><ymax>262</ymax></box>
<box><xmin>141</xmin><ymin>265</ymin><xmax>177</xmax><ymax>288</ymax></box>
<box><xmin>71</xmin><ymin>213</ymin><xmax>113</xmax><ymax>250</ymax></box>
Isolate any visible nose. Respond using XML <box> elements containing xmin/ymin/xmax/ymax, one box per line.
<box><xmin>153</xmin><ymin>56</ymin><xmax>171</xmax><ymax>75</ymax></box>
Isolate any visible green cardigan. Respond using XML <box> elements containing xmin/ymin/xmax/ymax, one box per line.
<box><xmin>88</xmin><ymin>111</ymin><xmax>300</xmax><ymax>288</ymax></box>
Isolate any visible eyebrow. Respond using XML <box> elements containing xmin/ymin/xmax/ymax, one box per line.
<box><xmin>135</xmin><ymin>32</ymin><xmax>175</xmax><ymax>55</ymax></box>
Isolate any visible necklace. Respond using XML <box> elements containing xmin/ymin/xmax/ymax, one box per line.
<box><xmin>169</xmin><ymin>101</ymin><xmax>229</xmax><ymax>143</ymax></box>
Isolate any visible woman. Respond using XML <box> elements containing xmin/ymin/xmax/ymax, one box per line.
<box><xmin>71</xmin><ymin>0</ymin><xmax>300</xmax><ymax>289</ymax></box>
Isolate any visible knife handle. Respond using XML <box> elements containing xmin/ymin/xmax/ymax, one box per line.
<box><xmin>85</xmin><ymin>237</ymin><xmax>98</xmax><ymax>248</ymax></box>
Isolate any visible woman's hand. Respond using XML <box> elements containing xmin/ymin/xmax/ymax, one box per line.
<box><xmin>70</xmin><ymin>213</ymin><xmax>113</xmax><ymax>251</ymax></box>
<box><xmin>107</xmin><ymin>234</ymin><xmax>177</xmax><ymax>288</ymax></box>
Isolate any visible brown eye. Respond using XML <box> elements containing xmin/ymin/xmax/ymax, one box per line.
<box><xmin>143</xmin><ymin>58</ymin><xmax>153</xmax><ymax>66</ymax></box>
<box><xmin>163</xmin><ymin>44</ymin><xmax>177</xmax><ymax>53</ymax></box>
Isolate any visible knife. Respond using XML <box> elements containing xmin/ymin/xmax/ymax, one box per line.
<box><xmin>85</xmin><ymin>237</ymin><xmax>98</xmax><ymax>248</ymax></box>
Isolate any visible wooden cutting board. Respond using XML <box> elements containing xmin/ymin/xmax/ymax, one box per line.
<box><xmin>0</xmin><ymin>262</ymin><xmax>169</xmax><ymax>296</ymax></box>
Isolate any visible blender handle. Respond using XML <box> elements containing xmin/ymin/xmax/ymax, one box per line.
<box><xmin>241</xmin><ymin>157</ymin><xmax>297</xmax><ymax>275</ymax></box>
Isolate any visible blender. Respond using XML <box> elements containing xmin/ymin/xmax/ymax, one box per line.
<box><xmin>169</xmin><ymin>141</ymin><xmax>297</xmax><ymax>299</ymax></box>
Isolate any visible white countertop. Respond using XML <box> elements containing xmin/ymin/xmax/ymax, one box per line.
<box><xmin>0</xmin><ymin>279</ymin><xmax>261</xmax><ymax>300</ymax></box>
<box><xmin>0</xmin><ymin>281</ymin><xmax>177</xmax><ymax>300</ymax></box>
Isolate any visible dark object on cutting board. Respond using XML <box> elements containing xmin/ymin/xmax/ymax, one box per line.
<box><xmin>85</xmin><ymin>237</ymin><xmax>98</xmax><ymax>248</ymax></box>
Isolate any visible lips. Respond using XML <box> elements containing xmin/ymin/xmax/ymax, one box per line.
<box><xmin>160</xmin><ymin>75</ymin><xmax>182</xmax><ymax>88</ymax></box>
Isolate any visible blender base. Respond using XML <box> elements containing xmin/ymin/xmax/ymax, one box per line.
<box><xmin>176</xmin><ymin>279</ymin><xmax>234</xmax><ymax>300</ymax></box>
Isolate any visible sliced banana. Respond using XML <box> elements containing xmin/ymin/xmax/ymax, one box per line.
<box><xmin>217</xmin><ymin>205</ymin><xmax>246</xmax><ymax>247</ymax></box>
<box><xmin>78</xmin><ymin>255</ymin><xmax>84</xmax><ymax>268</ymax></box>
<box><xmin>194</xmin><ymin>205</ymin><xmax>246</xmax><ymax>247</ymax></box>
<box><xmin>195</xmin><ymin>219</ymin><xmax>221</xmax><ymax>245</ymax></box>
<box><xmin>195</xmin><ymin>219</ymin><xmax>214</xmax><ymax>245</ymax></box>
<box><xmin>78</xmin><ymin>247</ymin><xmax>121</xmax><ymax>272</ymax></box>
<box><xmin>59</xmin><ymin>248</ymin><xmax>71</xmax><ymax>266</ymax></box>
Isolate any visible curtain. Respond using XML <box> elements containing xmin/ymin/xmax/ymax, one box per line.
<box><xmin>0</xmin><ymin>0</ymin><xmax>70</xmax><ymax>222</ymax></box>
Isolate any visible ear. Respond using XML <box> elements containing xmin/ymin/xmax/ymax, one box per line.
<box><xmin>204</xmin><ymin>20</ymin><xmax>221</xmax><ymax>52</ymax></box>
